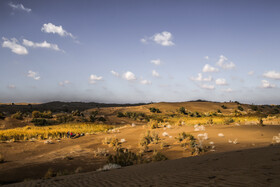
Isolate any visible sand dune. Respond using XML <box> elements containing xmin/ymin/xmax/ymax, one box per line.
<box><xmin>5</xmin><ymin>145</ymin><xmax>280</xmax><ymax>187</ymax></box>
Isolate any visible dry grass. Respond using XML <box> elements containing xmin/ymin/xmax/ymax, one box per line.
<box><xmin>0</xmin><ymin>123</ymin><xmax>114</xmax><ymax>141</ymax></box>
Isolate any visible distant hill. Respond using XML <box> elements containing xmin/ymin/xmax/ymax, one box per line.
<box><xmin>0</xmin><ymin>101</ymin><xmax>147</xmax><ymax>114</ymax></box>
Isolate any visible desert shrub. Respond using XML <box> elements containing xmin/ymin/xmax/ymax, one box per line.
<box><xmin>93</xmin><ymin>148</ymin><xmax>109</xmax><ymax>157</ymax></box>
<box><xmin>0</xmin><ymin>112</ymin><xmax>5</xmax><ymax>120</ymax></box>
<box><xmin>56</xmin><ymin>113</ymin><xmax>74</xmax><ymax>123</ymax></box>
<box><xmin>178</xmin><ymin>107</ymin><xmax>186</xmax><ymax>114</ymax></box>
<box><xmin>217</xmin><ymin>109</ymin><xmax>222</xmax><ymax>113</ymax></box>
<box><xmin>223</xmin><ymin>117</ymin><xmax>234</xmax><ymax>125</ymax></box>
<box><xmin>117</xmin><ymin>112</ymin><xmax>125</xmax><ymax>117</ymax></box>
<box><xmin>176</xmin><ymin>132</ymin><xmax>209</xmax><ymax>155</ymax></box>
<box><xmin>139</xmin><ymin>131</ymin><xmax>160</xmax><ymax>151</ymax></box>
<box><xmin>44</xmin><ymin>168</ymin><xmax>56</xmax><ymax>179</ymax></box>
<box><xmin>97</xmin><ymin>117</ymin><xmax>106</xmax><ymax>122</ymax></box>
<box><xmin>107</xmin><ymin>148</ymin><xmax>141</xmax><ymax>166</ymax></box>
<box><xmin>221</xmin><ymin>105</ymin><xmax>227</xmax><ymax>109</ymax></box>
<box><xmin>259</xmin><ymin>118</ymin><xmax>264</xmax><ymax>126</ymax></box>
<box><xmin>31</xmin><ymin>118</ymin><xmax>56</xmax><ymax>126</ymax></box>
<box><xmin>152</xmin><ymin>151</ymin><xmax>168</xmax><ymax>162</ymax></box>
<box><xmin>0</xmin><ymin>153</ymin><xmax>4</xmax><ymax>163</ymax></box>
<box><xmin>149</xmin><ymin>107</ymin><xmax>161</xmax><ymax>113</ymax></box>
<box><xmin>207</xmin><ymin>118</ymin><xmax>213</xmax><ymax>125</ymax></box>
<box><xmin>234</xmin><ymin>110</ymin><xmax>242</xmax><ymax>116</ymax></box>
<box><xmin>71</xmin><ymin>110</ymin><xmax>82</xmax><ymax>116</ymax></box>
<box><xmin>103</xmin><ymin>137</ymin><xmax>122</xmax><ymax>150</ymax></box>
<box><xmin>251</xmin><ymin>105</ymin><xmax>258</xmax><ymax>111</ymax></box>
<box><xmin>89</xmin><ymin>111</ymin><xmax>98</xmax><ymax>122</ymax></box>
<box><xmin>32</xmin><ymin>110</ymin><xmax>52</xmax><ymax>118</ymax></box>
<box><xmin>237</xmin><ymin>105</ymin><xmax>244</xmax><ymax>111</ymax></box>
<box><xmin>11</xmin><ymin>111</ymin><xmax>23</xmax><ymax>120</ymax></box>
<box><xmin>148</xmin><ymin>119</ymin><xmax>159</xmax><ymax>129</ymax></box>
<box><xmin>175</xmin><ymin>119</ymin><xmax>185</xmax><ymax>126</ymax></box>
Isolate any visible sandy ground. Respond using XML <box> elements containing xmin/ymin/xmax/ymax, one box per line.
<box><xmin>1</xmin><ymin>124</ymin><xmax>280</xmax><ymax>186</ymax></box>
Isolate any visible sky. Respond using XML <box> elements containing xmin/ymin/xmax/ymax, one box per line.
<box><xmin>1</xmin><ymin>0</ymin><xmax>280</xmax><ymax>104</ymax></box>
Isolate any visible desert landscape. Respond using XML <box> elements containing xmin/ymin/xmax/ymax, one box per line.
<box><xmin>1</xmin><ymin>0</ymin><xmax>280</xmax><ymax>186</ymax></box>
<box><xmin>0</xmin><ymin>101</ymin><xmax>280</xmax><ymax>186</ymax></box>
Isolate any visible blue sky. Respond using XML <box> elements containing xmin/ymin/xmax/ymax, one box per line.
<box><xmin>1</xmin><ymin>0</ymin><xmax>280</xmax><ymax>104</ymax></box>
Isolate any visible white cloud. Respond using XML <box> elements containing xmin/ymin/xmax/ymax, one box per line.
<box><xmin>59</xmin><ymin>80</ymin><xmax>70</xmax><ymax>87</ymax></box>
<box><xmin>140</xmin><ymin>80</ymin><xmax>152</xmax><ymax>85</ymax></box>
<box><xmin>248</xmin><ymin>71</ymin><xmax>254</xmax><ymax>75</ymax></box>
<box><xmin>263</xmin><ymin>71</ymin><xmax>280</xmax><ymax>80</ymax></box>
<box><xmin>216</xmin><ymin>55</ymin><xmax>235</xmax><ymax>70</ymax></box>
<box><xmin>150</xmin><ymin>59</ymin><xmax>161</xmax><ymax>65</ymax></box>
<box><xmin>215</xmin><ymin>78</ymin><xmax>227</xmax><ymax>85</ymax></box>
<box><xmin>27</xmin><ymin>70</ymin><xmax>40</xmax><ymax>80</ymax></box>
<box><xmin>222</xmin><ymin>88</ymin><xmax>233</xmax><ymax>92</ymax></box>
<box><xmin>152</xmin><ymin>70</ymin><xmax>160</xmax><ymax>77</ymax></box>
<box><xmin>23</xmin><ymin>39</ymin><xmax>62</xmax><ymax>51</ymax></box>
<box><xmin>261</xmin><ymin>80</ymin><xmax>276</xmax><ymax>88</ymax></box>
<box><xmin>204</xmin><ymin>56</ymin><xmax>209</xmax><ymax>60</ymax></box>
<box><xmin>190</xmin><ymin>73</ymin><xmax>212</xmax><ymax>82</ymax></box>
<box><xmin>7</xmin><ymin>84</ymin><xmax>16</xmax><ymax>89</ymax></box>
<box><xmin>200</xmin><ymin>84</ymin><xmax>215</xmax><ymax>90</ymax></box>
<box><xmin>202</xmin><ymin>64</ymin><xmax>219</xmax><ymax>73</ymax></box>
<box><xmin>41</xmin><ymin>23</ymin><xmax>74</xmax><ymax>38</ymax></box>
<box><xmin>111</xmin><ymin>70</ymin><xmax>119</xmax><ymax>77</ymax></box>
<box><xmin>141</xmin><ymin>31</ymin><xmax>174</xmax><ymax>46</ymax></box>
<box><xmin>140</xmin><ymin>38</ymin><xmax>147</xmax><ymax>44</ymax></box>
<box><xmin>122</xmin><ymin>71</ymin><xmax>136</xmax><ymax>81</ymax></box>
<box><xmin>2</xmin><ymin>37</ymin><xmax>28</xmax><ymax>55</ymax></box>
<box><xmin>89</xmin><ymin>74</ymin><xmax>103</xmax><ymax>84</ymax></box>
<box><xmin>9</xmin><ymin>2</ymin><xmax>31</xmax><ymax>13</ymax></box>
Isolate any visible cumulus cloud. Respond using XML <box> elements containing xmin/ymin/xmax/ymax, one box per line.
<box><xmin>215</xmin><ymin>78</ymin><xmax>227</xmax><ymax>85</ymax></box>
<box><xmin>110</xmin><ymin>70</ymin><xmax>120</xmax><ymax>77</ymax></box>
<box><xmin>263</xmin><ymin>71</ymin><xmax>280</xmax><ymax>80</ymax></box>
<box><xmin>2</xmin><ymin>37</ymin><xmax>28</xmax><ymax>55</ymax></box>
<box><xmin>140</xmin><ymin>80</ymin><xmax>152</xmax><ymax>85</ymax></box>
<box><xmin>122</xmin><ymin>71</ymin><xmax>136</xmax><ymax>81</ymax></box>
<box><xmin>59</xmin><ymin>80</ymin><xmax>70</xmax><ymax>87</ymax></box>
<box><xmin>89</xmin><ymin>74</ymin><xmax>103</xmax><ymax>84</ymax></box>
<box><xmin>248</xmin><ymin>71</ymin><xmax>254</xmax><ymax>75</ymax></box>
<box><xmin>216</xmin><ymin>55</ymin><xmax>235</xmax><ymax>70</ymax></box>
<box><xmin>261</xmin><ymin>80</ymin><xmax>276</xmax><ymax>88</ymax></box>
<box><xmin>141</xmin><ymin>31</ymin><xmax>174</xmax><ymax>46</ymax></box>
<box><xmin>222</xmin><ymin>88</ymin><xmax>233</xmax><ymax>92</ymax></box>
<box><xmin>150</xmin><ymin>59</ymin><xmax>161</xmax><ymax>65</ymax></box>
<box><xmin>200</xmin><ymin>84</ymin><xmax>215</xmax><ymax>90</ymax></box>
<box><xmin>202</xmin><ymin>64</ymin><xmax>219</xmax><ymax>73</ymax></box>
<box><xmin>190</xmin><ymin>73</ymin><xmax>212</xmax><ymax>82</ymax></box>
<box><xmin>152</xmin><ymin>70</ymin><xmax>160</xmax><ymax>77</ymax></box>
<box><xmin>27</xmin><ymin>70</ymin><xmax>40</xmax><ymax>80</ymax></box>
<box><xmin>23</xmin><ymin>39</ymin><xmax>62</xmax><ymax>51</ymax></box>
<box><xmin>9</xmin><ymin>2</ymin><xmax>31</xmax><ymax>13</ymax></box>
<box><xmin>41</xmin><ymin>23</ymin><xmax>74</xmax><ymax>38</ymax></box>
<box><xmin>7</xmin><ymin>84</ymin><xmax>16</xmax><ymax>89</ymax></box>
<box><xmin>204</xmin><ymin>56</ymin><xmax>209</xmax><ymax>60</ymax></box>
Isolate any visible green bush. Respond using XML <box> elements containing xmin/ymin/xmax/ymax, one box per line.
<box><xmin>56</xmin><ymin>114</ymin><xmax>74</xmax><ymax>123</ymax></box>
<box><xmin>152</xmin><ymin>151</ymin><xmax>168</xmax><ymax>162</ymax></box>
<box><xmin>31</xmin><ymin>118</ymin><xmax>56</xmax><ymax>126</ymax></box>
<box><xmin>89</xmin><ymin>111</ymin><xmax>98</xmax><ymax>122</ymax></box>
<box><xmin>221</xmin><ymin>105</ymin><xmax>227</xmax><ymax>109</ymax></box>
<box><xmin>117</xmin><ymin>112</ymin><xmax>125</xmax><ymax>117</ymax></box>
<box><xmin>178</xmin><ymin>107</ymin><xmax>186</xmax><ymax>114</ymax></box>
<box><xmin>107</xmin><ymin>148</ymin><xmax>140</xmax><ymax>166</ymax></box>
<box><xmin>32</xmin><ymin>110</ymin><xmax>52</xmax><ymax>118</ymax></box>
<box><xmin>11</xmin><ymin>112</ymin><xmax>23</xmax><ymax>120</ymax></box>
<box><xmin>237</xmin><ymin>105</ymin><xmax>244</xmax><ymax>111</ymax></box>
<box><xmin>0</xmin><ymin>112</ymin><xmax>5</xmax><ymax>120</ymax></box>
<box><xmin>149</xmin><ymin>107</ymin><xmax>161</xmax><ymax>113</ymax></box>
<box><xmin>223</xmin><ymin>117</ymin><xmax>234</xmax><ymax>125</ymax></box>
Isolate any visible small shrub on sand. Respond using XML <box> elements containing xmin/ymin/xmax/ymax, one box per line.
<box><xmin>107</xmin><ymin>148</ymin><xmax>142</xmax><ymax>166</ymax></box>
<box><xmin>223</xmin><ymin>117</ymin><xmax>234</xmax><ymax>125</ymax></box>
<box><xmin>103</xmin><ymin>137</ymin><xmax>122</xmax><ymax>150</ymax></box>
<box><xmin>93</xmin><ymin>148</ymin><xmax>109</xmax><ymax>157</ymax></box>
<box><xmin>152</xmin><ymin>151</ymin><xmax>168</xmax><ymax>162</ymax></box>
<box><xmin>148</xmin><ymin>119</ymin><xmax>159</xmax><ymax>129</ymax></box>
<box><xmin>139</xmin><ymin>131</ymin><xmax>160</xmax><ymax>152</ymax></box>
<box><xmin>44</xmin><ymin>168</ymin><xmax>56</xmax><ymax>179</ymax></box>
